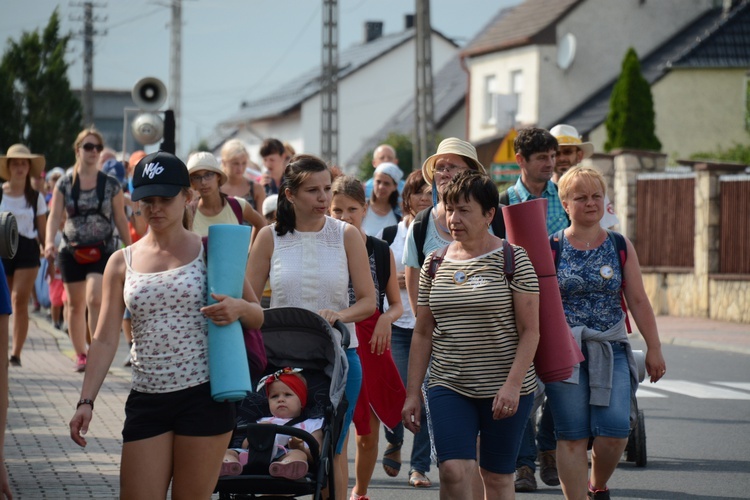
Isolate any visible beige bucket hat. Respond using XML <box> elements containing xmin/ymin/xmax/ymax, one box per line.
<box><xmin>187</xmin><ymin>151</ymin><xmax>228</xmax><ymax>186</ymax></box>
<box><xmin>0</xmin><ymin>144</ymin><xmax>46</xmax><ymax>180</ymax></box>
<box><xmin>421</xmin><ymin>137</ymin><xmax>486</xmax><ymax>184</ymax></box>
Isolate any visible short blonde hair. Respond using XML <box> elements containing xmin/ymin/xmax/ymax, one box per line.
<box><xmin>557</xmin><ymin>166</ymin><xmax>606</xmax><ymax>200</ymax></box>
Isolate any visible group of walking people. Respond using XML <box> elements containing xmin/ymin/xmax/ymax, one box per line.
<box><xmin>0</xmin><ymin>123</ymin><xmax>666</xmax><ymax>500</ymax></box>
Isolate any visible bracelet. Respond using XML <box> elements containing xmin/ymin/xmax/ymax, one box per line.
<box><xmin>76</xmin><ymin>398</ymin><xmax>94</xmax><ymax>411</ymax></box>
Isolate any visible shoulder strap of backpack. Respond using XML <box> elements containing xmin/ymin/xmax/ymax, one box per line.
<box><xmin>226</xmin><ymin>196</ymin><xmax>244</xmax><ymax>224</ymax></box>
<box><xmin>71</xmin><ymin>172</ymin><xmax>107</xmax><ymax>217</ymax></box>
<box><xmin>606</xmin><ymin>230</ymin><xmax>631</xmax><ymax>333</ymax></box>
<box><xmin>550</xmin><ymin>229</ymin><xmax>565</xmax><ymax>271</ymax></box>
<box><xmin>413</xmin><ymin>207</ymin><xmax>431</xmax><ymax>267</ymax></box>
<box><xmin>427</xmin><ymin>244</ymin><xmax>449</xmax><ymax>279</ymax></box>
<box><xmin>499</xmin><ymin>189</ymin><xmax>510</xmax><ymax>207</ymax></box>
<box><xmin>368</xmin><ymin>236</ymin><xmax>391</xmax><ymax>313</ymax></box>
<box><xmin>381</xmin><ymin>224</ymin><xmax>398</xmax><ymax>246</ymax></box>
<box><xmin>502</xmin><ymin>239</ymin><xmax>515</xmax><ymax>280</ymax></box>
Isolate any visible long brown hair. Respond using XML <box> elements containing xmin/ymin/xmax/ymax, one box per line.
<box><xmin>72</xmin><ymin>127</ymin><xmax>105</xmax><ymax>182</ymax></box>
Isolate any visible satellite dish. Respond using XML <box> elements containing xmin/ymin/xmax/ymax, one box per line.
<box><xmin>557</xmin><ymin>33</ymin><xmax>577</xmax><ymax>70</ymax></box>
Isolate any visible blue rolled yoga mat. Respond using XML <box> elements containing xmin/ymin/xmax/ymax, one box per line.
<box><xmin>207</xmin><ymin>224</ymin><xmax>253</xmax><ymax>402</ymax></box>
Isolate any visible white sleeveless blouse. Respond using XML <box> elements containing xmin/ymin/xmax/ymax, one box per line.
<box><xmin>270</xmin><ymin>216</ymin><xmax>357</xmax><ymax>348</ymax></box>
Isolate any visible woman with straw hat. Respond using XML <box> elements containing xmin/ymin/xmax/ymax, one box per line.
<box><xmin>0</xmin><ymin>144</ymin><xmax>49</xmax><ymax>367</ymax></box>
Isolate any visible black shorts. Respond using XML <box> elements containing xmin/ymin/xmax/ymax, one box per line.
<box><xmin>58</xmin><ymin>246</ymin><xmax>112</xmax><ymax>283</ymax></box>
<box><xmin>2</xmin><ymin>236</ymin><xmax>40</xmax><ymax>276</ymax></box>
<box><xmin>122</xmin><ymin>382</ymin><xmax>236</xmax><ymax>443</ymax></box>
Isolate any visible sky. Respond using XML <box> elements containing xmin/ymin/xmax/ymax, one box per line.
<box><xmin>2</xmin><ymin>0</ymin><xmax>522</xmax><ymax>156</ymax></box>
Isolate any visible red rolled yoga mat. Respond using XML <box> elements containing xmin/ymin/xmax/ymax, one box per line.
<box><xmin>501</xmin><ymin>198</ymin><xmax>584</xmax><ymax>383</ymax></box>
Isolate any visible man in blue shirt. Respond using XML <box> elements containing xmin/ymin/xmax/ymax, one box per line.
<box><xmin>504</xmin><ymin>127</ymin><xmax>568</xmax><ymax>235</ymax></box>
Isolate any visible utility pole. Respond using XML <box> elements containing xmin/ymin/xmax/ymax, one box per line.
<box><xmin>71</xmin><ymin>1</ymin><xmax>106</xmax><ymax>127</ymax></box>
<box><xmin>321</xmin><ymin>0</ymin><xmax>339</xmax><ymax>166</ymax></box>
<box><xmin>169</xmin><ymin>0</ymin><xmax>182</xmax><ymax>154</ymax></box>
<box><xmin>414</xmin><ymin>0</ymin><xmax>435</xmax><ymax>167</ymax></box>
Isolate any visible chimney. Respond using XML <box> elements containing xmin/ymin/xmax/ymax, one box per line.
<box><xmin>364</xmin><ymin>21</ymin><xmax>383</xmax><ymax>43</ymax></box>
<box><xmin>405</xmin><ymin>14</ymin><xmax>415</xmax><ymax>29</ymax></box>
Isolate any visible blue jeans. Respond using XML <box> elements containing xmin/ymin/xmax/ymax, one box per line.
<box><xmin>383</xmin><ymin>325</ymin><xmax>431</xmax><ymax>474</ymax></box>
<box><xmin>336</xmin><ymin>348</ymin><xmax>362</xmax><ymax>454</ymax></box>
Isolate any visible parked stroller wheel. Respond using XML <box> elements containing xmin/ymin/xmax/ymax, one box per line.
<box><xmin>0</xmin><ymin>212</ymin><xmax>18</xmax><ymax>259</ymax></box>
<box><xmin>626</xmin><ymin>409</ymin><xmax>647</xmax><ymax>467</ymax></box>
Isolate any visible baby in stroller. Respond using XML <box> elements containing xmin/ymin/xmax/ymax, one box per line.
<box><xmin>221</xmin><ymin>368</ymin><xmax>324</xmax><ymax>480</ymax></box>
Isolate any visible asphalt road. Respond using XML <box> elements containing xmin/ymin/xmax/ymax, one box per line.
<box><xmin>346</xmin><ymin>340</ymin><xmax>750</xmax><ymax>500</ymax></box>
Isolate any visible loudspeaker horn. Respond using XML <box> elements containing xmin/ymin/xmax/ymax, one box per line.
<box><xmin>132</xmin><ymin>77</ymin><xmax>167</xmax><ymax>112</ymax></box>
<box><xmin>132</xmin><ymin>112</ymin><xmax>165</xmax><ymax>145</ymax></box>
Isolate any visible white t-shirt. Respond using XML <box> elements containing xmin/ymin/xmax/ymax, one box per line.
<box><xmin>362</xmin><ymin>208</ymin><xmax>399</xmax><ymax>237</ymax></box>
<box><xmin>0</xmin><ymin>192</ymin><xmax>47</xmax><ymax>239</ymax></box>
<box><xmin>376</xmin><ymin>220</ymin><xmax>415</xmax><ymax>329</ymax></box>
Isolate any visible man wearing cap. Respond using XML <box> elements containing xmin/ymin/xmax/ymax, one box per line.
<box><xmin>550</xmin><ymin>124</ymin><xmax>619</xmax><ymax>229</ymax></box>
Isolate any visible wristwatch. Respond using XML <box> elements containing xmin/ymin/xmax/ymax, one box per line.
<box><xmin>76</xmin><ymin>398</ymin><xmax>94</xmax><ymax>410</ymax></box>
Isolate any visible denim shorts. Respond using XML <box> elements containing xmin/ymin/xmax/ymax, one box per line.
<box><xmin>545</xmin><ymin>341</ymin><xmax>632</xmax><ymax>441</ymax></box>
<box><xmin>427</xmin><ymin>385</ymin><xmax>533</xmax><ymax>474</ymax></box>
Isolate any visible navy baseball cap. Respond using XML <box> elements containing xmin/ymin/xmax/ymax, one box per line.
<box><xmin>130</xmin><ymin>151</ymin><xmax>190</xmax><ymax>201</ymax></box>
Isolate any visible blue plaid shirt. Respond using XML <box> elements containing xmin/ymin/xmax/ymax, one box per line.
<box><xmin>507</xmin><ymin>179</ymin><xmax>569</xmax><ymax>235</ymax></box>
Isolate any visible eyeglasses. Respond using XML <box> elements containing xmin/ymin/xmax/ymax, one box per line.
<box><xmin>81</xmin><ymin>143</ymin><xmax>104</xmax><ymax>152</ymax></box>
<box><xmin>434</xmin><ymin>164</ymin><xmax>464</xmax><ymax>175</ymax></box>
<box><xmin>189</xmin><ymin>171</ymin><xmax>217</xmax><ymax>183</ymax></box>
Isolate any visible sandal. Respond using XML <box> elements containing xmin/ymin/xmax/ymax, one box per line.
<box><xmin>382</xmin><ymin>441</ymin><xmax>402</xmax><ymax>477</ymax></box>
<box><xmin>409</xmin><ymin>470</ymin><xmax>432</xmax><ymax>488</ymax></box>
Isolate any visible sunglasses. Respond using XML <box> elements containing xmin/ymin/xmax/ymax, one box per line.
<box><xmin>81</xmin><ymin>143</ymin><xmax>104</xmax><ymax>152</ymax></box>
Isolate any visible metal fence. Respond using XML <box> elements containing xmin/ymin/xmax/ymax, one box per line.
<box><xmin>719</xmin><ymin>175</ymin><xmax>750</xmax><ymax>274</ymax></box>
<box><xmin>635</xmin><ymin>174</ymin><xmax>695</xmax><ymax>268</ymax></box>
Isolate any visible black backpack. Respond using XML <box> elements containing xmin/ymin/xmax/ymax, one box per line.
<box><xmin>412</xmin><ymin>205</ymin><xmax>507</xmax><ymax>267</ymax></box>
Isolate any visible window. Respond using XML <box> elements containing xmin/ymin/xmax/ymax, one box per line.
<box><xmin>511</xmin><ymin>70</ymin><xmax>523</xmax><ymax>122</ymax></box>
<box><xmin>484</xmin><ymin>75</ymin><xmax>498</xmax><ymax>125</ymax></box>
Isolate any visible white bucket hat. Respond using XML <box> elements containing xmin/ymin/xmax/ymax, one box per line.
<box><xmin>187</xmin><ymin>151</ymin><xmax>227</xmax><ymax>186</ymax></box>
<box><xmin>0</xmin><ymin>144</ymin><xmax>46</xmax><ymax>180</ymax></box>
<box><xmin>550</xmin><ymin>124</ymin><xmax>594</xmax><ymax>159</ymax></box>
<box><xmin>421</xmin><ymin>137</ymin><xmax>486</xmax><ymax>185</ymax></box>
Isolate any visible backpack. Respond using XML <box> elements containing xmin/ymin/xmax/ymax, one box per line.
<box><xmin>381</xmin><ymin>224</ymin><xmax>398</xmax><ymax>247</ymax></box>
<box><xmin>549</xmin><ymin>229</ymin><xmax>631</xmax><ymax>333</ymax></box>
<box><xmin>366</xmin><ymin>235</ymin><xmax>391</xmax><ymax>313</ymax></box>
<box><xmin>64</xmin><ymin>171</ymin><xmax>113</xmax><ymax>248</ymax></box>
<box><xmin>412</xmin><ymin>205</ymin><xmax>506</xmax><ymax>267</ymax></box>
<box><xmin>427</xmin><ymin>238</ymin><xmax>516</xmax><ymax>281</ymax></box>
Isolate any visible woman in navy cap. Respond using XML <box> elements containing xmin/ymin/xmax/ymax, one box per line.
<box><xmin>69</xmin><ymin>151</ymin><xmax>264</xmax><ymax>499</ymax></box>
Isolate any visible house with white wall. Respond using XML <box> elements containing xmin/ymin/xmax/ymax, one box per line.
<box><xmin>214</xmin><ymin>19</ymin><xmax>457</xmax><ymax>173</ymax></box>
<box><xmin>460</xmin><ymin>0</ymin><xmax>716</xmax><ymax>144</ymax></box>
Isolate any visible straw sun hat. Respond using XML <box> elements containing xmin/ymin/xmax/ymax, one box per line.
<box><xmin>550</xmin><ymin>124</ymin><xmax>594</xmax><ymax>159</ymax></box>
<box><xmin>421</xmin><ymin>137</ymin><xmax>486</xmax><ymax>185</ymax></box>
<box><xmin>0</xmin><ymin>144</ymin><xmax>46</xmax><ymax>180</ymax></box>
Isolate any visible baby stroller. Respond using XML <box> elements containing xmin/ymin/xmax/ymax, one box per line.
<box><xmin>214</xmin><ymin>307</ymin><xmax>350</xmax><ymax>500</ymax></box>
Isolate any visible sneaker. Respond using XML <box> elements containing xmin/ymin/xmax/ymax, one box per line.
<box><xmin>75</xmin><ymin>354</ymin><xmax>87</xmax><ymax>373</ymax></box>
<box><xmin>514</xmin><ymin>465</ymin><xmax>537</xmax><ymax>492</ymax></box>
<box><xmin>9</xmin><ymin>356</ymin><xmax>21</xmax><ymax>367</ymax></box>
<box><xmin>588</xmin><ymin>483</ymin><xmax>610</xmax><ymax>499</ymax></box>
<box><xmin>538</xmin><ymin>450</ymin><xmax>560</xmax><ymax>486</ymax></box>
<box><xmin>220</xmin><ymin>460</ymin><xmax>243</xmax><ymax>477</ymax></box>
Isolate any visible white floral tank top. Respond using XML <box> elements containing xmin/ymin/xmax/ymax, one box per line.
<box><xmin>270</xmin><ymin>216</ymin><xmax>357</xmax><ymax>348</ymax></box>
<box><xmin>123</xmin><ymin>245</ymin><xmax>209</xmax><ymax>393</ymax></box>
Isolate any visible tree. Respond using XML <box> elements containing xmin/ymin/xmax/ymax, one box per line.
<box><xmin>604</xmin><ymin>47</ymin><xmax>661</xmax><ymax>152</ymax></box>
<box><xmin>0</xmin><ymin>9</ymin><xmax>82</xmax><ymax>169</ymax></box>
<box><xmin>357</xmin><ymin>132</ymin><xmax>414</xmax><ymax>181</ymax></box>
